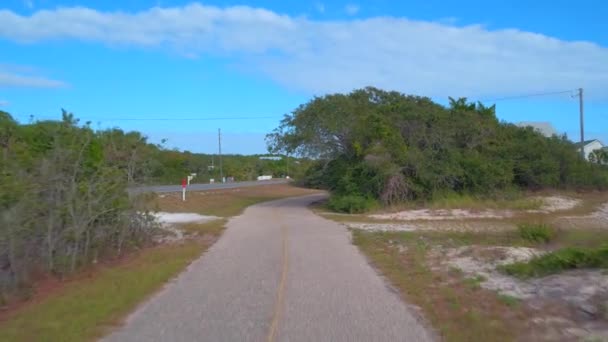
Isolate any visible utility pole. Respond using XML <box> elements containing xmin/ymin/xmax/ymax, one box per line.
<box><xmin>218</xmin><ymin>128</ymin><xmax>224</xmax><ymax>183</ymax></box>
<box><xmin>285</xmin><ymin>154</ymin><xmax>289</xmax><ymax>178</ymax></box>
<box><xmin>578</xmin><ymin>88</ymin><xmax>585</xmax><ymax>159</ymax></box>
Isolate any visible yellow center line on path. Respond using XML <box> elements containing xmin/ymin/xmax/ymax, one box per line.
<box><xmin>267</xmin><ymin>209</ymin><xmax>289</xmax><ymax>342</ymax></box>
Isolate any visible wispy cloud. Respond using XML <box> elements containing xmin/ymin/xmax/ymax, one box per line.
<box><xmin>0</xmin><ymin>100</ymin><xmax>8</xmax><ymax>106</ymax></box>
<box><xmin>0</xmin><ymin>4</ymin><xmax>607</xmax><ymax>98</ymax></box>
<box><xmin>314</xmin><ymin>2</ymin><xmax>325</xmax><ymax>14</ymax></box>
<box><xmin>23</xmin><ymin>0</ymin><xmax>33</xmax><ymax>9</ymax></box>
<box><xmin>0</xmin><ymin>65</ymin><xmax>66</xmax><ymax>88</ymax></box>
<box><xmin>345</xmin><ymin>4</ymin><xmax>360</xmax><ymax>16</ymax></box>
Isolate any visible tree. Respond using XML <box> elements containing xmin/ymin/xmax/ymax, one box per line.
<box><xmin>590</xmin><ymin>149</ymin><xmax>608</xmax><ymax>165</ymax></box>
<box><xmin>267</xmin><ymin>87</ymin><xmax>608</xmax><ymax>210</ymax></box>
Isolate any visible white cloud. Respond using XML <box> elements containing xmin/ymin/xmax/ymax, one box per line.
<box><xmin>0</xmin><ymin>100</ymin><xmax>8</xmax><ymax>106</ymax></box>
<box><xmin>0</xmin><ymin>4</ymin><xmax>607</xmax><ymax>98</ymax></box>
<box><xmin>345</xmin><ymin>4</ymin><xmax>360</xmax><ymax>16</ymax></box>
<box><xmin>0</xmin><ymin>65</ymin><xmax>66</xmax><ymax>88</ymax></box>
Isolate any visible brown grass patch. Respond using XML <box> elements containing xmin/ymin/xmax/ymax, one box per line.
<box><xmin>153</xmin><ymin>183</ymin><xmax>322</xmax><ymax>217</ymax></box>
<box><xmin>352</xmin><ymin>230</ymin><xmax>562</xmax><ymax>341</ymax></box>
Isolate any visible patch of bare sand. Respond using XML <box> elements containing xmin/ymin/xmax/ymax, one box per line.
<box><xmin>347</xmin><ymin>221</ymin><xmax>514</xmax><ymax>233</ymax></box>
<box><xmin>428</xmin><ymin>245</ymin><xmax>608</xmax><ymax>339</ymax></box>
<box><xmin>531</xmin><ymin>196</ymin><xmax>582</xmax><ymax>213</ymax></box>
<box><xmin>559</xmin><ymin>202</ymin><xmax>608</xmax><ymax>228</ymax></box>
<box><xmin>152</xmin><ymin>212</ymin><xmax>220</xmax><ymax>243</ymax></box>
<box><xmin>368</xmin><ymin>196</ymin><xmax>581</xmax><ymax>221</ymax></box>
<box><xmin>369</xmin><ymin>208</ymin><xmax>514</xmax><ymax>221</ymax></box>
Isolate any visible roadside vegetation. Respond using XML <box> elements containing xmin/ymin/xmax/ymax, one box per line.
<box><xmin>517</xmin><ymin>223</ymin><xmax>555</xmax><ymax>244</ymax></box>
<box><xmin>0</xmin><ymin>108</ymin><xmax>318</xmax><ymax>341</ymax></box>
<box><xmin>0</xmin><ymin>231</ymin><xmax>221</xmax><ymax>342</ymax></box>
<box><xmin>0</xmin><ymin>182</ymin><xmax>315</xmax><ymax>341</ymax></box>
<box><xmin>152</xmin><ymin>183</ymin><xmax>320</xmax><ymax>217</ymax></box>
<box><xmin>267</xmin><ymin>87</ymin><xmax>608</xmax><ymax>213</ymax></box>
<box><xmin>352</xmin><ymin>218</ymin><xmax>608</xmax><ymax>341</ymax></box>
<box><xmin>353</xmin><ymin>230</ymin><xmax>527</xmax><ymax>341</ymax></box>
<box><xmin>0</xmin><ymin>110</ymin><xmax>161</xmax><ymax>302</ymax></box>
<box><xmin>501</xmin><ymin>246</ymin><xmax>608</xmax><ymax>278</ymax></box>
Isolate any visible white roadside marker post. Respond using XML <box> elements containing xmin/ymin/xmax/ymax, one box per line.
<box><xmin>182</xmin><ymin>178</ymin><xmax>187</xmax><ymax>202</ymax></box>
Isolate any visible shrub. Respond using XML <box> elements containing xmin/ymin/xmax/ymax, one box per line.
<box><xmin>518</xmin><ymin>223</ymin><xmax>555</xmax><ymax>243</ymax></box>
<box><xmin>500</xmin><ymin>246</ymin><xmax>608</xmax><ymax>278</ymax></box>
<box><xmin>328</xmin><ymin>194</ymin><xmax>378</xmax><ymax>214</ymax></box>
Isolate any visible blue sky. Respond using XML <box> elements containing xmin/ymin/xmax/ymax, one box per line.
<box><xmin>1</xmin><ymin>0</ymin><xmax>607</xmax><ymax>154</ymax></box>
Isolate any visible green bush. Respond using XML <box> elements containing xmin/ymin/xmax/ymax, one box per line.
<box><xmin>267</xmin><ymin>88</ymin><xmax>608</xmax><ymax>206</ymax></box>
<box><xmin>518</xmin><ymin>223</ymin><xmax>555</xmax><ymax>243</ymax></box>
<box><xmin>328</xmin><ymin>194</ymin><xmax>378</xmax><ymax>214</ymax></box>
<box><xmin>501</xmin><ymin>246</ymin><xmax>608</xmax><ymax>278</ymax></box>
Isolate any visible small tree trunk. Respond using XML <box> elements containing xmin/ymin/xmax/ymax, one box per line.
<box><xmin>70</xmin><ymin>232</ymin><xmax>80</xmax><ymax>273</ymax></box>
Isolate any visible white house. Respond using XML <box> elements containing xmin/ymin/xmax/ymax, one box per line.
<box><xmin>576</xmin><ymin>139</ymin><xmax>604</xmax><ymax>160</ymax></box>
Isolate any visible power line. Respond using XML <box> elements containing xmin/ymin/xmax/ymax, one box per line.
<box><xmin>16</xmin><ymin>115</ymin><xmax>281</xmax><ymax>122</ymax></box>
<box><xmin>479</xmin><ymin>90</ymin><xmax>576</xmax><ymax>103</ymax></box>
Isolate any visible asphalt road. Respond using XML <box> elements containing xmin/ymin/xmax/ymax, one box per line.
<box><xmin>134</xmin><ymin>179</ymin><xmax>288</xmax><ymax>194</ymax></box>
<box><xmin>103</xmin><ymin>194</ymin><xmax>433</xmax><ymax>342</ymax></box>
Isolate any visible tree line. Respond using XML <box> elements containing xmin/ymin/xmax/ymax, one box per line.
<box><xmin>267</xmin><ymin>87</ymin><xmax>608</xmax><ymax>212</ymax></box>
<box><xmin>0</xmin><ymin>110</ymin><xmax>301</xmax><ymax>299</ymax></box>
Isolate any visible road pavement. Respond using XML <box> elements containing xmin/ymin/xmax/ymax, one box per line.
<box><xmin>103</xmin><ymin>194</ymin><xmax>433</xmax><ymax>342</ymax></box>
<box><xmin>133</xmin><ymin>179</ymin><xmax>288</xmax><ymax>194</ymax></box>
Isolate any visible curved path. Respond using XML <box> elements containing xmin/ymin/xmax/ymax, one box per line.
<box><xmin>103</xmin><ymin>194</ymin><xmax>433</xmax><ymax>342</ymax></box>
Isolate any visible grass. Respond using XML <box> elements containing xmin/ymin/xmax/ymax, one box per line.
<box><xmin>179</xmin><ymin>219</ymin><xmax>228</xmax><ymax>236</ymax></box>
<box><xmin>518</xmin><ymin>223</ymin><xmax>556</xmax><ymax>244</ymax></box>
<box><xmin>327</xmin><ymin>194</ymin><xmax>379</xmax><ymax>213</ymax></box>
<box><xmin>500</xmin><ymin>246</ymin><xmax>608</xmax><ymax>278</ymax></box>
<box><xmin>497</xmin><ymin>294</ymin><xmax>520</xmax><ymax>307</ymax></box>
<box><xmin>464</xmin><ymin>275</ymin><xmax>487</xmax><ymax>290</ymax></box>
<box><xmin>0</xmin><ymin>184</ymin><xmax>316</xmax><ymax>341</ymax></box>
<box><xmin>352</xmin><ymin>230</ymin><xmax>528</xmax><ymax>341</ymax></box>
<box><xmin>426</xmin><ymin>193</ymin><xmax>543</xmax><ymax>211</ymax></box>
<box><xmin>153</xmin><ymin>183</ymin><xmax>320</xmax><ymax>217</ymax></box>
<box><xmin>0</xmin><ymin>242</ymin><xmax>211</xmax><ymax>342</ymax></box>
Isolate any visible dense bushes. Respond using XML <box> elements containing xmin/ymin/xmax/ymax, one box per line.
<box><xmin>0</xmin><ymin>109</ymin><xmax>311</xmax><ymax>296</ymax></box>
<box><xmin>0</xmin><ymin>111</ymin><xmax>159</xmax><ymax>297</ymax></box>
<box><xmin>328</xmin><ymin>195</ymin><xmax>378</xmax><ymax>214</ymax></box>
<box><xmin>267</xmin><ymin>87</ymin><xmax>608</xmax><ymax>210</ymax></box>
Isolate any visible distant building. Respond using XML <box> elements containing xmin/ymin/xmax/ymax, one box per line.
<box><xmin>575</xmin><ymin>139</ymin><xmax>604</xmax><ymax>160</ymax></box>
<box><xmin>516</xmin><ymin>122</ymin><xmax>558</xmax><ymax>137</ymax></box>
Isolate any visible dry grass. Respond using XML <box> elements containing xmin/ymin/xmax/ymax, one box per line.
<box><xmin>0</xmin><ymin>184</ymin><xmax>319</xmax><ymax>341</ymax></box>
<box><xmin>0</xmin><ymin>241</ymin><xmax>215</xmax><ymax>342</ymax></box>
<box><xmin>353</xmin><ymin>230</ymin><xmax>530</xmax><ymax>341</ymax></box>
<box><xmin>153</xmin><ymin>183</ymin><xmax>321</xmax><ymax>217</ymax></box>
<box><xmin>179</xmin><ymin>219</ymin><xmax>228</xmax><ymax>237</ymax></box>
<box><xmin>349</xmin><ymin>219</ymin><xmax>608</xmax><ymax>340</ymax></box>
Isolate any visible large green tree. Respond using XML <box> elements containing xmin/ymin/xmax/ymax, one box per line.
<box><xmin>267</xmin><ymin>87</ymin><xmax>608</xmax><ymax>208</ymax></box>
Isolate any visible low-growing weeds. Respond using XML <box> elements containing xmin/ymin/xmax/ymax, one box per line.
<box><xmin>518</xmin><ymin>223</ymin><xmax>556</xmax><ymax>244</ymax></box>
<box><xmin>497</xmin><ymin>294</ymin><xmax>520</xmax><ymax>307</ymax></box>
<box><xmin>464</xmin><ymin>275</ymin><xmax>486</xmax><ymax>290</ymax></box>
<box><xmin>328</xmin><ymin>194</ymin><xmax>378</xmax><ymax>213</ymax></box>
<box><xmin>501</xmin><ymin>246</ymin><xmax>608</xmax><ymax>278</ymax></box>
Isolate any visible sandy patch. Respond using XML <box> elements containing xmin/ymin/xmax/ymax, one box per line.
<box><xmin>152</xmin><ymin>212</ymin><xmax>220</xmax><ymax>243</ymax></box>
<box><xmin>367</xmin><ymin>196</ymin><xmax>581</xmax><ymax>221</ymax></box>
<box><xmin>347</xmin><ymin>221</ymin><xmax>514</xmax><ymax>233</ymax></box>
<box><xmin>559</xmin><ymin>202</ymin><xmax>608</xmax><ymax>227</ymax></box>
<box><xmin>531</xmin><ymin>196</ymin><xmax>581</xmax><ymax>213</ymax></box>
<box><xmin>431</xmin><ymin>245</ymin><xmax>608</xmax><ymax>320</ymax></box>
<box><xmin>369</xmin><ymin>209</ymin><xmax>513</xmax><ymax>221</ymax></box>
<box><xmin>153</xmin><ymin>212</ymin><xmax>219</xmax><ymax>224</ymax></box>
